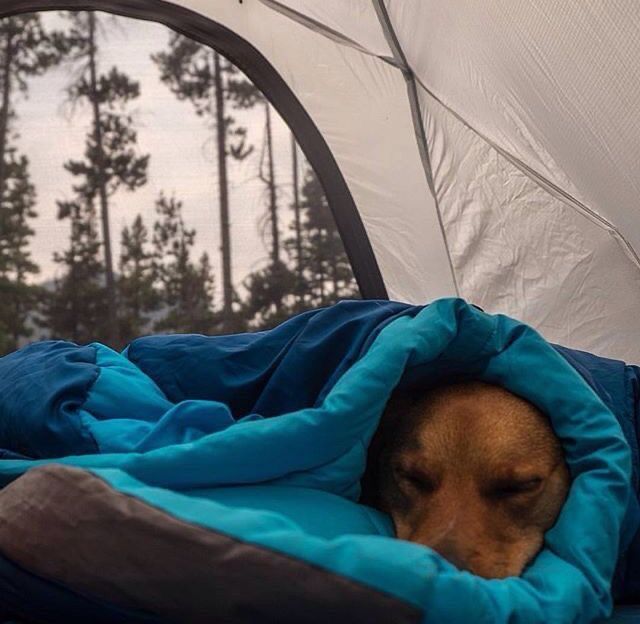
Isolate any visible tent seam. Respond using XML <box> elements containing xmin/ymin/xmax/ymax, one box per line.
<box><xmin>412</xmin><ymin>75</ymin><xmax>640</xmax><ymax>272</ymax></box>
<box><xmin>257</xmin><ymin>0</ymin><xmax>401</xmax><ymax>69</ymax></box>
<box><xmin>371</xmin><ymin>0</ymin><xmax>461</xmax><ymax>297</ymax></box>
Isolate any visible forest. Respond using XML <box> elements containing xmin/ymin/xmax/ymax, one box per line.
<box><xmin>0</xmin><ymin>11</ymin><xmax>359</xmax><ymax>356</ymax></box>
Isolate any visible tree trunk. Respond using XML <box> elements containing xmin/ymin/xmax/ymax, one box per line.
<box><xmin>1</xmin><ymin>26</ymin><xmax>17</xmax><ymax>348</ymax></box>
<box><xmin>291</xmin><ymin>133</ymin><xmax>303</xmax><ymax>302</ymax></box>
<box><xmin>264</xmin><ymin>103</ymin><xmax>282</xmax><ymax>314</ymax></box>
<box><xmin>317</xmin><ymin>229</ymin><xmax>326</xmax><ymax>304</ymax></box>
<box><xmin>0</xmin><ymin>25</ymin><xmax>15</xmax><ymax>216</ymax></box>
<box><xmin>87</xmin><ymin>12</ymin><xmax>119</xmax><ymax>346</ymax></box>
<box><xmin>133</xmin><ymin>256</ymin><xmax>141</xmax><ymax>321</ymax></box>
<box><xmin>213</xmin><ymin>51</ymin><xmax>234</xmax><ymax>330</ymax></box>
<box><xmin>330</xmin><ymin>248</ymin><xmax>339</xmax><ymax>298</ymax></box>
<box><xmin>265</xmin><ymin>103</ymin><xmax>279</xmax><ymax>266</ymax></box>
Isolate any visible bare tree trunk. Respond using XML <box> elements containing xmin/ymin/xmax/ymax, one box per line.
<box><xmin>1</xmin><ymin>25</ymin><xmax>20</xmax><ymax>349</ymax></box>
<box><xmin>291</xmin><ymin>133</ymin><xmax>303</xmax><ymax>302</ymax></box>
<box><xmin>69</xmin><ymin>224</ymin><xmax>80</xmax><ymax>343</ymax></box>
<box><xmin>330</xmin><ymin>251</ymin><xmax>339</xmax><ymax>298</ymax></box>
<box><xmin>87</xmin><ymin>12</ymin><xmax>119</xmax><ymax>346</ymax></box>
<box><xmin>0</xmin><ymin>25</ymin><xmax>15</xmax><ymax>215</ymax></box>
<box><xmin>264</xmin><ymin>103</ymin><xmax>282</xmax><ymax>315</ymax></box>
<box><xmin>213</xmin><ymin>51</ymin><xmax>234</xmax><ymax>330</ymax></box>
<box><xmin>317</xmin><ymin>228</ymin><xmax>326</xmax><ymax>304</ymax></box>
<box><xmin>265</xmin><ymin>103</ymin><xmax>279</xmax><ymax>265</ymax></box>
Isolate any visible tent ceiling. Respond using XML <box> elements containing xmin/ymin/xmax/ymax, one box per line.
<box><xmin>187</xmin><ymin>0</ymin><xmax>640</xmax><ymax>361</ymax></box>
<box><xmin>259</xmin><ymin>0</ymin><xmax>393</xmax><ymax>61</ymax></box>
<box><xmin>388</xmin><ymin>1</ymin><xmax>640</xmax><ymax>268</ymax></box>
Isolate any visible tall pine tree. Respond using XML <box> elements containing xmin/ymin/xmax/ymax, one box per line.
<box><xmin>242</xmin><ymin>100</ymin><xmax>303</xmax><ymax>327</ymax></box>
<box><xmin>241</xmin><ymin>259</ymin><xmax>297</xmax><ymax>330</ymax></box>
<box><xmin>0</xmin><ymin>144</ymin><xmax>39</xmax><ymax>352</ymax></box>
<box><xmin>292</xmin><ymin>167</ymin><xmax>359</xmax><ymax>306</ymax></box>
<box><xmin>0</xmin><ymin>14</ymin><xmax>65</xmax><ymax>204</ymax></box>
<box><xmin>290</xmin><ymin>133</ymin><xmax>304</xmax><ymax>304</ymax></box>
<box><xmin>44</xmin><ymin>199</ymin><xmax>108</xmax><ymax>344</ymax></box>
<box><xmin>51</xmin><ymin>11</ymin><xmax>149</xmax><ymax>345</ymax></box>
<box><xmin>153</xmin><ymin>39</ymin><xmax>254</xmax><ymax>332</ymax></box>
<box><xmin>0</xmin><ymin>14</ymin><xmax>67</xmax><ymax>353</ymax></box>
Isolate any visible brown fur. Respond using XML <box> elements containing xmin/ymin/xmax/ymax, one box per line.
<box><xmin>362</xmin><ymin>381</ymin><xmax>571</xmax><ymax>578</ymax></box>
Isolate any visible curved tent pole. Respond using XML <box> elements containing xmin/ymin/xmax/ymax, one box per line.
<box><xmin>0</xmin><ymin>0</ymin><xmax>389</xmax><ymax>300</ymax></box>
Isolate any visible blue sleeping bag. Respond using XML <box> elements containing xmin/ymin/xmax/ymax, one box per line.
<box><xmin>0</xmin><ymin>298</ymin><xmax>638</xmax><ymax>624</ymax></box>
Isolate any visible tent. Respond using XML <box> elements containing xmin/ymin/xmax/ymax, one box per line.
<box><xmin>2</xmin><ymin>0</ymin><xmax>640</xmax><ymax>361</ymax></box>
<box><xmin>1</xmin><ymin>1</ymin><xmax>639</xmax><ymax>623</ymax></box>
<box><xmin>2</xmin><ymin>0</ymin><xmax>637</xmax><ymax>361</ymax></box>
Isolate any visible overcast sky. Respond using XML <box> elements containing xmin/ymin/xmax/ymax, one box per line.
<box><xmin>15</xmin><ymin>11</ymin><xmax>304</xmax><ymax>307</ymax></box>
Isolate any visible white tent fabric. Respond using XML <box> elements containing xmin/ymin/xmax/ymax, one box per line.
<box><xmin>185</xmin><ymin>0</ymin><xmax>640</xmax><ymax>361</ymax></box>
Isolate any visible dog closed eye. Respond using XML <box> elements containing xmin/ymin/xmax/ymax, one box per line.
<box><xmin>394</xmin><ymin>467</ymin><xmax>438</xmax><ymax>493</ymax></box>
<box><xmin>487</xmin><ymin>477</ymin><xmax>544</xmax><ymax>499</ymax></box>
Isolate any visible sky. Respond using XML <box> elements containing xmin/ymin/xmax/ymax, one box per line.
<box><xmin>14</xmin><ymin>10</ymin><xmax>307</xmax><ymax>308</ymax></box>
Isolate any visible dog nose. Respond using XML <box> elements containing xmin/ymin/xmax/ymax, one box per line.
<box><xmin>434</xmin><ymin>545</ymin><xmax>466</xmax><ymax>571</ymax></box>
<box><xmin>433</xmin><ymin>542</ymin><xmax>521</xmax><ymax>579</ymax></box>
<box><xmin>426</xmin><ymin>533</ymin><xmax>468</xmax><ymax>571</ymax></box>
<box><xmin>430</xmin><ymin>542</ymin><xmax>496</xmax><ymax>577</ymax></box>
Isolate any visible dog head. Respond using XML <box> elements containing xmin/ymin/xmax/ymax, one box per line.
<box><xmin>363</xmin><ymin>381</ymin><xmax>571</xmax><ymax>578</ymax></box>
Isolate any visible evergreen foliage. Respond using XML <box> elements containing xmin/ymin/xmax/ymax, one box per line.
<box><xmin>0</xmin><ymin>11</ymin><xmax>360</xmax><ymax>355</ymax></box>
<box><xmin>0</xmin><ymin>14</ymin><xmax>67</xmax><ymax>351</ymax></box>
<box><xmin>44</xmin><ymin>200</ymin><xmax>108</xmax><ymax>344</ymax></box>
<box><xmin>291</xmin><ymin>167</ymin><xmax>359</xmax><ymax>306</ymax></box>
<box><xmin>153</xmin><ymin>35</ymin><xmax>256</xmax><ymax>332</ymax></box>
<box><xmin>44</xmin><ymin>12</ymin><xmax>149</xmax><ymax>346</ymax></box>
<box><xmin>152</xmin><ymin>193</ymin><xmax>220</xmax><ymax>335</ymax></box>
<box><xmin>118</xmin><ymin>214</ymin><xmax>159</xmax><ymax>342</ymax></box>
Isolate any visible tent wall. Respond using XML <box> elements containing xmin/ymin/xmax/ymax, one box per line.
<box><xmin>391</xmin><ymin>1</ymin><xmax>640</xmax><ymax>361</ymax></box>
<box><xmin>240</xmin><ymin>0</ymin><xmax>640</xmax><ymax>363</ymax></box>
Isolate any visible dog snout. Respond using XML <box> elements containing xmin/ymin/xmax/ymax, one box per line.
<box><xmin>431</xmin><ymin>536</ymin><xmax>525</xmax><ymax>578</ymax></box>
<box><xmin>418</xmin><ymin>518</ymin><xmax>529</xmax><ymax>579</ymax></box>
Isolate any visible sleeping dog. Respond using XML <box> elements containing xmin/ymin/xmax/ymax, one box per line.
<box><xmin>362</xmin><ymin>381</ymin><xmax>571</xmax><ymax>578</ymax></box>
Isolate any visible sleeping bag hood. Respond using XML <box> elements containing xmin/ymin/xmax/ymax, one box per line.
<box><xmin>0</xmin><ymin>298</ymin><xmax>637</xmax><ymax>624</ymax></box>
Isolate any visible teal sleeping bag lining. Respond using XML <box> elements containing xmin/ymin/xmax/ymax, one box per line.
<box><xmin>0</xmin><ymin>298</ymin><xmax>633</xmax><ymax>623</ymax></box>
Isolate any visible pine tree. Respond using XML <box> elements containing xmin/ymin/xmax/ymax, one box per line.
<box><xmin>0</xmin><ymin>145</ymin><xmax>40</xmax><ymax>352</ymax></box>
<box><xmin>241</xmin><ymin>99</ymin><xmax>296</xmax><ymax>325</ymax></box>
<box><xmin>285</xmin><ymin>167</ymin><xmax>359</xmax><ymax>308</ymax></box>
<box><xmin>43</xmin><ymin>199</ymin><xmax>109</xmax><ymax>344</ymax></box>
<box><xmin>118</xmin><ymin>214</ymin><xmax>158</xmax><ymax>343</ymax></box>
<box><xmin>152</xmin><ymin>193</ymin><xmax>219</xmax><ymax>334</ymax></box>
<box><xmin>153</xmin><ymin>39</ymin><xmax>254</xmax><ymax>332</ymax></box>
<box><xmin>0</xmin><ymin>14</ymin><xmax>66</xmax><ymax>204</ymax></box>
<box><xmin>290</xmin><ymin>133</ymin><xmax>304</xmax><ymax>304</ymax></box>
<box><xmin>241</xmin><ymin>259</ymin><xmax>298</xmax><ymax>330</ymax></box>
<box><xmin>0</xmin><ymin>15</ymin><xmax>66</xmax><ymax>354</ymax></box>
<box><xmin>55</xmin><ymin>11</ymin><xmax>149</xmax><ymax>345</ymax></box>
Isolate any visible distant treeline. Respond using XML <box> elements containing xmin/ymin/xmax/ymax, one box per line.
<box><xmin>0</xmin><ymin>11</ymin><xmax>358</xmax><ymax>355</ymax></box>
